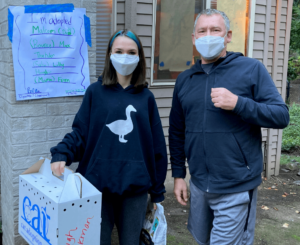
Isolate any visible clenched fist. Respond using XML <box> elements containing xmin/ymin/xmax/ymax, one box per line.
<box><xmin>211</xmin><ymin>88</ymin><xmax>238</xmax><ymax>110</ymax></box>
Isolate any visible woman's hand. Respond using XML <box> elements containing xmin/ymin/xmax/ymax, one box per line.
<box><xmin>153</xmin><ymin>202</ymin><xmax>163</xmax><ymax>210</ymax></box>
<box><xmin>153</xmin><ymin>203</ymin><xmax>157</xmax><ymax>210</ymax></box>
<box><xmin>51</xmin><ymin>161</ymin><xmax>66</xmax><ymax>176</ymax></box>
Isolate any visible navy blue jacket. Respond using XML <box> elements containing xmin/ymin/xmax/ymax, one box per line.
<box><xmin>51</xmin><ymin>77</ymin><xmax>168</xmax><ymax>202</ymax></box>
<box><xmin>169</xmin><ymin>52</ymin><xmax>289</xmax><ymax>194</ymax></box>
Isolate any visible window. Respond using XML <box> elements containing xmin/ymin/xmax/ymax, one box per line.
<box><xmin>151</xmin><ymin>0</ymin><xmax>252</xmax><ymax>85</ymax></box>
<box><xmin>210</xmin><ymin>0</ymin><xmax>250</xmax><ymax>56</ymax></box>
<box><xmin>152</xmin><ymin>0</ymin><xmax>206</xmax><ymax>85</ymax></box>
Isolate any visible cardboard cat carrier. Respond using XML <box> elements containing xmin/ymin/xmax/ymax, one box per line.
<box><xmin>19</xmin><ymin>157</ymin><xmax>102</xmax><ymax>245</ymax></box>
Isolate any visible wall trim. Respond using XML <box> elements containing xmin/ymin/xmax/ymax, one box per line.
<box><xmin>247</xmin><ymin>0</ymin><xmax>257</xmax><ymax>58</ymax></box>
<box><xmin>266</xmin><ymin>0</ymin><xmax>282</xmax><ymax>178</ymax></box>
<box><xmin>112</xmin><ymin>0</ymin><xmax>117</xmax><ymax>33</ymax></box>
<box><xmin>206</xmin><ymin>0</ymin><xmax>211</xmax><ymax>8</ymax></box>
<box><xmin>263</xmin><ymin>0</ymin><xmax>272</xmax><ymax>66</ymax></box>
<box><xmin>125</xmin><ymin>0</ymin><xmax>137</xmax><ymax>30</ymax></box>
<box><xmin>150</xmin><ymin>0</ymin><xmax>157</xmax><ymax>86</ymax></box>
<box><xmin>275</xmin><ymin>0</ymin><xmax>294</xmax><ymax>176</ymax></box>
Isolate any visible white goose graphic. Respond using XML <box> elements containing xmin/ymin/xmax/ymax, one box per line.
<box><xmin>106</xmin><ymin>105</ymin><xmax>137</xmax><ymax>143</ymax></box>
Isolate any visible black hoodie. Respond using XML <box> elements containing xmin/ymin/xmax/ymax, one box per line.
<box><xmin>51</xmin><ymin>77</ymin><xmax>168</xmax><ymax>202</ymax></box>
<box><xmin>169</xmin><ymin>52</ymin><xmax>289</xmax><ymax>194</ymax></box>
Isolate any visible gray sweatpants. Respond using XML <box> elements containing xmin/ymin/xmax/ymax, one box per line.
<box><xmin>188</xmin><ymin>180</ymin><xmax>258</xmax><ymax>245</ymax></box>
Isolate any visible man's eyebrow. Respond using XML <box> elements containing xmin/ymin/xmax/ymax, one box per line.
<box><xmin>197</xmin><ymin>25</ymin><xmax>221</xmax><ymax>30</ymax></box>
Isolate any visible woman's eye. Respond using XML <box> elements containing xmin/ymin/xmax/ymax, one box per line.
<box><xmin>129</xmin><ymin>52</ymin><xmax>136</xmax><ymax>55</ymax></box>
<box><xmin>116</xmin><ymin>51</ymin><xmax>122</xmax><ymax>54</ymax></box>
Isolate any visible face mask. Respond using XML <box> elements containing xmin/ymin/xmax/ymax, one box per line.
<box><xmin>110</xmin><ymin>54</ymin><xmax>139</xmax><ymax>76</ymax></box>
<box><xmin>195</xmin><ymin>33</ymin><xmax>227</xmax><ymax>60</ymax></box>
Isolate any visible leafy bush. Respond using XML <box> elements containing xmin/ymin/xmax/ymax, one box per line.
<box><xmin>282</xmin><ymin>103</ymin><xmax>300</xmax><ymax>152</ymax></box>
<box><xmin>290</xmin><ymin>5</ymin><xmax>300</xmax><ymax>53</ymax></box>
<box><xmin>288</xmin><ymin>56</ymin><xmax>300</xmax><ymax>81</ymax></box>
<box><xmin>288</xmin><ymin>5</ymin><xmax>300</xmax><ymax>81</ymax></box>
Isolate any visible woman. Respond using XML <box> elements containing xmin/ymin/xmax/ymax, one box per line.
<box><xmin>50</xmin><ymin>29</ymin><xmax>168</xmax><ymax>245</ymax></box>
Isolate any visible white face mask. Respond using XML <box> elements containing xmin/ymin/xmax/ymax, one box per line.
<box><xmin>110</xmin><ymin>54</ymin><xmax>140</xmax><ymax>76</ymax></box>
<box><xmin>195</xmin><ymin>33</ymin><xmax>227</xmax><ymax>60</ymax></box>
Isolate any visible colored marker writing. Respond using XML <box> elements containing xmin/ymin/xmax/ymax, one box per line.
<box><xmin>65</xmin><ymin>227</ymin><xmax>78</xmax><ymax>245</ymax></box>
<box><xmin>77</xmin><ymin>217</ymin><xmax>94</xmax><ymax>245</ymax></box>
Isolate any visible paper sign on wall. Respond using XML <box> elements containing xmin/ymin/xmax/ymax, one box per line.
<box><xmin>8</xmin><ymin>4</ymin><xmax>91</xmax><ymax>101</ymax></box>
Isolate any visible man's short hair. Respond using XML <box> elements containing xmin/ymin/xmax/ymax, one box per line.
<box><xmin>193</xmin><ymin>9</ymin><xmax>230</xmax><ymax>33</ymax></box>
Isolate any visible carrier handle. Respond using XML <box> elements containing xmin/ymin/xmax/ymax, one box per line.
<box><xmin>74</xmin><ymin>174</ymin><xmax>83</xmax><ymax>199</ymax></box>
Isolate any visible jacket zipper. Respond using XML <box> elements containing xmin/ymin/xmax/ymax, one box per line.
<box><xmin>204</xmin><ymin>72</ymin><xmax>209</xmax><ymax>192</ymax></box>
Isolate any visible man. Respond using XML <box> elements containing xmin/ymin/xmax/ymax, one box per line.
<box><xmin>169</xmin><ymin>9</ymin><xmax>289</xmax><ymax>245</ymax></box>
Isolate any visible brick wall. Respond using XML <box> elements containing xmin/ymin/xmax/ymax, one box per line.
<box><xmin>0</xmin><ymin>0</ymin><xmax>96</xmax><ymax>244</ymax></box>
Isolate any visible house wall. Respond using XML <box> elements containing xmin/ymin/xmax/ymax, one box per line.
<box><xmin>253</xmin><ymin>0</ymin><xmax>292</xmax><ymax>177</ymax></box>
<box><xmin>0</xmin><ymin>1</ymin><xmax>96</xmax><ymax>244</ymax></box>
<box><xmin>0</xmin><ymin>0</ymin><xmax>293</xmax><ymax>243</ymax></box>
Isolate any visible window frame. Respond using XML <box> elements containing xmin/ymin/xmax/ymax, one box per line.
<box><xmin>151</xmin><ymin>0</ymin><xmax>175</xmax><ymax>86</ymax></box>
<box><xmin>150</xmin><ymin>0</ymin><xmax>256</xmax><ymax>86</ymax></box>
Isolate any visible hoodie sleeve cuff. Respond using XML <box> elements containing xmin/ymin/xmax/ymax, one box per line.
<box><xmin>150</xmin><ymin>193</ymin><xmax>165</xmax><ymax>203</ymax></box>
<box><xmin>51</xmin><ymin>153</ymin><xmax>68</xmax><ymax>164</ymax></box>
<box><xmin>232</xmin><ymin>95</ymin><xmax>245</xmax><ymax>115</ymax></box>
<box><xmin>172</xmin><ymin>167</ymin><xmax>186</xmax><ymax>179</ymax></box>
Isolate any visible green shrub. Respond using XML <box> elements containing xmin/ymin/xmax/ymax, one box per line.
<box><xmin>282</xmin><ymin>103</ymin><xmax>300</xmax><ymax>152</ymax></box>
<box><xmin>288</xmin><ymin>56</ymin><xmax>300</xmax><ymax>81</ymax></box>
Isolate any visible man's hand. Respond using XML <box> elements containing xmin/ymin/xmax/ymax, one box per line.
<box><xmin>211</xmin><ymin>88</ymin><xmax>238</xmax><ymax>110</ymax></box>
<box><xmin>174</xmin><ymin>178</ymin><xmax>188</xmax><ymax>206</ymax></box>
<box><xmin>51</xmin><ymin>161</ymin><xmax>66</xmax><ymax>176</ymax></box>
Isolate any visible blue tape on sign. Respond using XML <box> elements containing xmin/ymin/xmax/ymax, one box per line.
<box><xmin>160</xmin><ymin>62</ymin><xmax>165</xmax><ymax>67</ymax></box>
<box><xmin>84</xmin><ymin>15</ymin><xmax>92</xmax><ymax>47</ymax></box>
<box><xmin>24</xmin><ymin>4</ymin><xmax>74</xmax><ymax>13</ymax></box>
<box><xmin>7</xmin><ymin>8</ymin><xmax>14</xmax><ymax>42</ymax></box>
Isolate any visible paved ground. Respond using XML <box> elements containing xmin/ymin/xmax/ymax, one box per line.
<box><xmin>111</xmin><ymin>169</ymin><xmax>300</xmax><ymax>245</ymax></box>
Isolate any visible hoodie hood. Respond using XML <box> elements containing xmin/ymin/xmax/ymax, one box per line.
<box><xmin>190</xmin><ymin>51</ymin><xmax>244</xmax><ymax>75</ymax></box>
<box><xmin>97</xmin><ymin>76</ymin><xmax>146</xmax><ymax>94</ymax></box>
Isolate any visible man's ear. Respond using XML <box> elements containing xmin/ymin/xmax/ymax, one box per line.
<box><xmin>192</xmin><ymin>33</ymin><xmax>196</xmax><ymax>45</ymax></box>
<box><xmin>226</xmin><ymin>30</ymin><xmax>232</xmax><ymax>44</ymax></box>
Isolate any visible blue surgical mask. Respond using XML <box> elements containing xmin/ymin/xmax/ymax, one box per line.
<box><xmin>195</xmin><ymin>33</ymin><xmax>227</xmax><ymax>60</ymax></box>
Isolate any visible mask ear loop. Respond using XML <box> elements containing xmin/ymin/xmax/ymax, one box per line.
<box><xmin>224</xmin><ymin>31</ymin><xmax>230</xmax><ymax>44</ymax></box>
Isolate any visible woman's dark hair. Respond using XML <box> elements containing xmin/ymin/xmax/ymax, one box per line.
<box><xmin>101</xmin><ymin>29</ymin><xmax>147</xmax><ymax>87</ymax></box>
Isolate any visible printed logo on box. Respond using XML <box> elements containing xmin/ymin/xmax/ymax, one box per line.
<box><xmin>21</xmin><ymin>196</ymin><xmax>51</xmax><ymax>245</ymax></box>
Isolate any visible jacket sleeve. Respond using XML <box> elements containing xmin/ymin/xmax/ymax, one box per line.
<box><xmin>50</xmin><ymin>89</ymin><xmax>92</xmax><ymax>165</ymax></box>
<box><xmin>169</xmin><ymin>81</ymin><xmax>186</xmax><ymax>179</ymax></box>
<box><xmin>148</xmin><ymin>97</ymin><xmax>168</xmax><ymax>203</ymax></box>
<box><xmin>232</xmin><ymin>61</ymin><xmax>289</xmax><ymax>128</ymax></box>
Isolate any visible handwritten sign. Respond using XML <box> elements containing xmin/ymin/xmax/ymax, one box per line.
<box><xmin>9</xmin><ymin>5</ymin><xmax>91</xmax><ymax>101</ymax></box>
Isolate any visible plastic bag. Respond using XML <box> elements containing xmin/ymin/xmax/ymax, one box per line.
<box><xmin>140</xmin><ymin>203</ymin><xmax>167</xmax><ymax>245</ymax></box>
